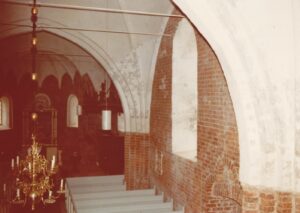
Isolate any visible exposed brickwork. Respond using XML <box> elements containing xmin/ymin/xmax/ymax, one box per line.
<box><xmin>295</xmin><ymin>194</ymin><xmax>300</xmax><ymax>213</ymax></box>
<box><xmin>277</xmin><ymin>192</ymin><xmax>292</xmax><ymax>213</ymax></box>
<box><xmin>150</xmin><ymin>9</ymin><xmax>240</xmax><ymax>213</ymax></box>
<box><xmin>124</xmin><ymin>133</ymin><xmax>151</xmax><ymax>190</ymax></box>
<box><xmin>242</xmin><ymin>186</ymin><xmax>296</xmax><ymax>213</ymax></box>
<box><xmin>242</xmin><ymin>187</ymin><xmax>259</xmax><ymax>212</ymax></box>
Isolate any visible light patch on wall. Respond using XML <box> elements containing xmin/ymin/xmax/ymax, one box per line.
<box><xmin>159</xmin><ymin>75</ymin><xmax>167</xmax><ymax>90</ymax></box>
<box><xmin>212</xmin><ymin>165</ymin><xmax>241</xmax><ymax>203</ymax></box>
<box><xmin>295</xmin><ymin>161</ymin><xmax>300</xmax><ymax>179</ymax></box>
<box><xmin>262</xmin><ymin>160</ymin><xmax>275</xmax><ymax>181</ymax></box>
<box><xmin>280</xmin><ymin>161</ymin><xmax>292</xmax><ymax>187</ymax></box>
<box><xmin>296</xmin><ymin>130</ymin><xmax>300</xmax><ymax>156</ymax></box>
<box><xmin>159</xmin><ymin>75</ymin><xmax>168</xmax><ymax>99</ymax></box>
<box><xmin>154</xmin><ymin>149</ymin><xmax>164</xmax><ymax>175</ymax></box>
<box><xmin>261</xmin><ymin>142</ymin><xmax>275</xmax><ymax>154</ymax></box>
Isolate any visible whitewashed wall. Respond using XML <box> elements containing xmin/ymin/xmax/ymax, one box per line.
<box><xmin>173</xmin><ymin>0</ymin><xmax>300</xmax><ymax>192</ymax></box>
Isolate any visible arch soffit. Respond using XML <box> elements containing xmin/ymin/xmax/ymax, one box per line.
<box><xmin>172</xmin><ymin>0</ymin><xmax>277</xmax><ymax>186</ymax></box>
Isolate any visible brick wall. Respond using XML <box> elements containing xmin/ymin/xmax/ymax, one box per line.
<box><xmin>124</xmin><ymin>133</ymin><xmax>151</xmax><ymax>190</ymax></box>
<box><xmin>150</xmin><ymin>9</ymin><xmax>241</xmax><ymax>212</ymax></box>
<box><xmin>197</xmin><ymin>25</ymin><xmax>241</xmax><ymax>213</ymax></box>
<box><xmin>242</xmin><ymin>185</ymin><xmax>296</xmax><ymax>213</ymax></box>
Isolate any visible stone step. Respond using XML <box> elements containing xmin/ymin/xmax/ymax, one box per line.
<box><xmin>75</xmin><ymin>194</ymin><xmax>164</xmax><ymax>209</ymax></box>
<box><xmin>66</xmin><ymin>176</ymin><xmax>180</xmax><ymax>213</ymax></box>
<box><xmin>67</xmin><ymin>175</ymin><xmax>124</xmax><ymax>186</ymax></box>
<box><xmin>77</xmin><ymin>202</ymin><xmax>173</xmax><ymax>213</ymax></box>
<box><xmin>120</xmin><ymin>210</ymin><xmax>184</xmax><ymax>213</ymax></box>
<box><xmin>73</xmin><ymin>189</ymin><xmax>155</xmax><ymax>200</ymax></box>
<box><xmin>70</xmin><ymin>184</ymin><xmax>126</xmax><ymax>194</ymax></box>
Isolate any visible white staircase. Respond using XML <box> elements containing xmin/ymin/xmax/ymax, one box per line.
<box><xmin>65</xmin><ymin>175</ymin><xmax>183</xmax><ymax>213</ymax></box>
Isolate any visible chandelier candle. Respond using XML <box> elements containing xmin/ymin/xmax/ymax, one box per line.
<box><xmin>16</xmin><ymin>156</ymin><xmax>19</xmax><ymax>167</ymax></box>
<box><xmin>60</xmin><ymin>179</ymin><xmax>64</xmax><ymax>190</ymax></box>
<box><xmin>11</xmin><ymin>158</ymin><xmax>14</xmax><ymax>170</ymax></box>
<box><xmin>48</xmin><ymin>191</ymin><xmax>52</xmax><ymax>198</ymax></box>
<box><xmin>28</xmin><ymin>162</ymin><xmax>32</xmax><ymax>171</ymax></box>
<box><xmin>51</xmin><ymin>156</ymin><xmax>55</xmax><ymax>170</ymax></box>
<box><xmin>16</xmin><ymin>188</ymin><xmax>20</xmax><ymax>198</ymax></box>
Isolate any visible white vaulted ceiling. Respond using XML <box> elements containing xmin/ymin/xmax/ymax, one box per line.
<box><xmin>0</xmin><ymin>31</ymin><xmax>107</xmax><ymax>89</ymax></box>
<box><xmin>0</xmin><ymin>0</ymin><xmax>175</xmax><ymax>133</ymax></box>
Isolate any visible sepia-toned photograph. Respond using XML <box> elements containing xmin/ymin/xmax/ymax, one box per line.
<box><xmin>0</xmin><ymin>0</ymin><xmax>299</xmax><ymax>212</ymax></box>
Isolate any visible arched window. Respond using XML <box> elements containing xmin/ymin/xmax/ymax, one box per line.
<box><xmin>172</xmin><ymin>19</ymin><xmax>198</xmax><ymax>161</ymax></box>
<box><xmin>0</xmin><ymin>96</ymin><xmax>11</xmax><ymax>130</ymax></box>
<box><xmin>67</xmin><ymin>95</ymin><xmax>80</xmax><ymax>128</ymax></box>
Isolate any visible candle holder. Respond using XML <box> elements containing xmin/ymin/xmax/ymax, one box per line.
<box><xmin>44</xmin><ymin>191</ymin><xmax>56</xmax><ymax>204</ymax></box>
<box><xmin>11</xmin><ymin>190</ymin><xmax>25</xmax><ymax>205</ymax></box>
<box><xmin>57</xmin><ymin>187</ymin><xmax>65</xmax><ymax>194</ymax></box>
<box><xmin>57</xmin><ymin>179</ymin><xmax>65</xmax><ymax>194</ymax></box>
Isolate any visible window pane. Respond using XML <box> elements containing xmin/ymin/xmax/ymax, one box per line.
<box><xmin>67</xmin><ymin>95</ymin><xmax>79</xmax><ymax>128</ymax></box>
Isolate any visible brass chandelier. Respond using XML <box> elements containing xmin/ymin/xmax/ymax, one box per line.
<box><xmin>11</xmin><ymin>118</ymin><xmax>64</xmax><ymax>210</ymax></box>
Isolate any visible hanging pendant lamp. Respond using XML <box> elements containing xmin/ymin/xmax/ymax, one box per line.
<box><xmin>101</xmin><ymin>77</ymin><xmax>111</xmax><ymax>131</ymax></box>
<box><xmin>102</xmin><ymin>109</ymin><xmax>111</xmax><ymax>130</ymax></box>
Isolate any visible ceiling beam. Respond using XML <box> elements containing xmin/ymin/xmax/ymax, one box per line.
<box><xmin>0</xmin><ymin>23</ymin><xmax>172</xmax><ymax>37</ymax></box>
<box><xmin>1</xmin><ymin>0</ymin><xmax>185</xmax><ymax>18</ymax></box>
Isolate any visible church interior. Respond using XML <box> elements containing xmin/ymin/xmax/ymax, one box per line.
<box><xmin>0</xmin><ymin>0</ymin><xmax>300</xmax><ymax>212</ymax></box>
